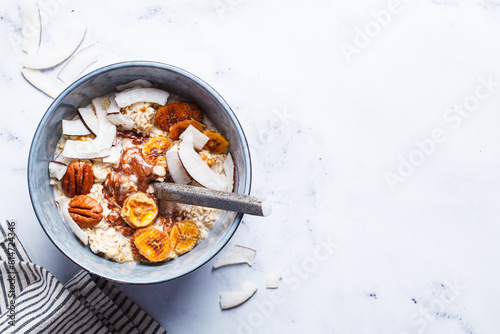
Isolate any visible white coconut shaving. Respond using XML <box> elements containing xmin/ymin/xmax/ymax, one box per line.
<box><xmin>220</xmin><ymin>281</ymin><xmax>258</xmax><ymax>310</ymax></box>
<box><xmin>23</xmin><ymin>24</ymin><xmax>87</xmax><ymax>70</ymax></box>
<box><xmin>62</xmin><ymin>119</ymin><xmax>91</xmax><ymax>136</ymax></box>
<box><xmin>54</xmin><ymin>195</ymin><xmax>88</xmax><ymax>245</ymax></box>
<box><xmin>179</xmin><ymin>132</ymin><xmax>226</xmax><ymax>191</ymax></box>
<box><xmin>58</xmin><ymin>44</ymin><xmax>99</xmax><ymax>84</ymax></box>
<box><xmin>266</xmin><ymin>269</ymin><xmax>283</xmax><ymax>289</ymax></box>
<box><xmin>223</xmin><ymin>153</ymin><xmax>234</xmax><ymax>192</ymax></box>
<box><xmin>166</xmin><ymin>145</ymin><xmax>191</xmax><ymax>184</ymax></box>
<box><xmin>114</xmin><ymin>87</ymin><xmax>169</xmax><ymax>108</ymax></box>
<box><xmin>19</xmin><ymin>0</ymin><xmax>41</xmax><ymax>53</ymax></box>
<box><xmin>48</xmin><ymin>161</ymin><xmax>67</xmax><ymax>180</ymax></box>
<box><xmin>179</xmin><ymin>125</ymin><xmax>210</xmax><ymax>150</ymax></box>
<box><xmin>213</xmin><ymin>245</ymin><xmax>256</xmax><ymax>269</ymax></box>
<box><xmin>21</xmin><ymin>68</ymin><xmax>66</xmax><ymax>98</ymax></box>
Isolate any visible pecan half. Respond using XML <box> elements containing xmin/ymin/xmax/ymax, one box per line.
<box><xmin>68</xmin><ymin>195</ymin><xmax>103</xmax><ymax>228</ymax></box>
<box><xmin>62</xmin><ymin>161</ymin><xmax>94</xmax><ymax>198</ymax></box>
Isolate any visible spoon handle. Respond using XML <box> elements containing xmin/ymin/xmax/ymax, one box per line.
<box><xmin>153</xmin><ymin>183</ymin><xmax>272</xmax><ymax>217</ymax></box>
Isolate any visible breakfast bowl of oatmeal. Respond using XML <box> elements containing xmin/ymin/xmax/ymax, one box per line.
<box><xmin>27</xmin><ymin>61</ymin><xmax>251</xmax><ymax>284</ymax></box>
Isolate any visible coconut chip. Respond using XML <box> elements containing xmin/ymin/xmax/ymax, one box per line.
<box><xmin>179</xmin><ymin>132</ymin><xmax>226</xmax><ymax>191</ymax></box>
<box><xmin>220</xmin><ymin>281</ymin><xmax>258</xmax><ymax>310</ymax></box>
<box><xmin>266</xmin><ymin>269</ymin><xmax>283</xmax><ymax>289</ymax></box>
<box><xmin>54</xmin><ymin>195</ymin><xmax>88</xmax><ymax>245</ymax></box>
<box><xmin>19</xmin><ymin>0</ymin><xmax>41</xmax><ymax>54</ymax></box>
<box><xmin>213</xmin><ymin>245</ymin><xmax>256</xmax><ymax>269</ymax></box>
<box><xmin>179</xmin><ymin>125</ymin><xmax>210</xmax><ymax>151</ymax></box>
<box><xmin>102</xmin><ymin>146</ymin><xmax>121</xmax><ymax>164</ymax></box>
<box><xmin>114</xmin><ymin>87</ymin><xmax>169</xmax><ymax>108</ymax></box>
<box><xmin>49</xmin><ymin>161</ymin><xmax>67</xmax><ymax>180</ymax></box>
<box><xmin>223</xmin><ymin>153</ymin><xmax>234</xmax><ymax>192</ymax></box>
<box><xmin>21</xmin><ymin>68</ymin><xmax>66</xmax><ymax>98</ymax></box>
<box><xmin>166</xmin><ymin>145</ymin><xmax>191</xmax><ymax>185</ymax></box>
<box><xmin>62</xmin><ymin>119</ymin><xmax>91</xmax><ymax>136</ymax></box>
<box><xmin>23</xmin><ymin>24</ymin><xmax>87</xmax><ymax>70</ymax></box>
<box><xmin>58</xmin><ymin>44</ymin><xmax>99</xmax><ymax>84</ymax></box>
<box><xmin>61</xmin><ymin>98</ymin><xmax>116</xmax><ymax>159</ymax></box>
<box><xmin>76</xmin><ymin>107</ymin><xmax>99</xmax><ymax>136</ymax></box>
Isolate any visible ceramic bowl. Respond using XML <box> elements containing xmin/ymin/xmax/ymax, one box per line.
<box><xmin>28</xmin><ymin>61</ymin><xmax>251</xmax><ymax>284</ymax></box>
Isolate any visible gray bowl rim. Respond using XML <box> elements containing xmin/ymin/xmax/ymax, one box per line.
<box><xmin>27</xmin><ymin>60</ymin><xmax>252</xmax><ymax>284</ymax></box>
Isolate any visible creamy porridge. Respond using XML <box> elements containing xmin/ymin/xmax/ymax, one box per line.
<box><xmin>48</xmin><ymin>81</ymin><xmax>233</xmax><ymax>263</ymax></box>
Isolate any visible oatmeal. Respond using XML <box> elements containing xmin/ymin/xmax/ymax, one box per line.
<box><xmin>49</xmin><ymin>82</ymin><xmax>234</xmax><ymax>263</ymax></box>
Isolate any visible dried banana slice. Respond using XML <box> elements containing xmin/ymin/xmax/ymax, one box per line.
<box><xmin>169</xmin><ymin>221</ymin><xmax>200</xmax><ymax>255</ymax></box>
<box><xmin>155</xmin><ymin>101</ymin><xmax>202</xmax><ymax>131</ymax></box>
<box><xmin>130</xmin><ymin>233</ymin><xmax>147</xmax><ymax>262</ymax></box>
<box><xmin>203</xmin><ymin>130</ymin><xmax>230</xmax><ymax>154</ymax></box>
<box><xmin>189</xmin><ymin>104</ymin><xmax>203</xmax><ymax>122</ymax></box>
<box><xmin>121</xmin><ymin>192</ymin><xmax>158</xmax><ymax>228</ymax></box>
<box><xmin>169</xmin><ymin>120</ymin><xmax>204</xmax><ymax>140</ymax></box>
<box><xmin>142</xmin><ymin>136</ymin><xmax>172</xmax><ymax>166</ymax></box>
<box><xmin>133</xmin><ymin>226</ymin><xmax>172</xmax><ymax>262</ymax></box>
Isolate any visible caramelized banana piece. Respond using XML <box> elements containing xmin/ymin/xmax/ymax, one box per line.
<box><xmin>203</xmin><ymin>130</ymin><xmax>230</xmax><ymax>154</ymax></box>
<box><xmin>142</xmin><ymin>136</ymin><xmax>172</xmax><ymax>166</ymax></box>
<box><xmin>130</xmin><ymin>233</ymin><xmax>147</xmax><ymax>262</ymax></box>
<box><xmin>170</xmin><ymin>221</ymin><xmax>200</xmax><ymax>255</ymax></box>
<box><xmin>121</xmin><ymin>192</ymin><xmax>158</xmax><ymax>228</ymax></box>
<box><xmin>155</xmin><ymin>101</ymin><xmax>202</xmax><ymax>131</ymax></box>
<box><xmin>155</xmin><ymin>102</ymin><xmax>190</xmax><ymax>131</ymax></box>
<box><xmin>169</xmin><ymin>120</ymin><xmax>204</xmax><ymax>140</ymax></box>
<box><xmin>188</xmin><ymin>103</ymin><xmax>203</xmax><ymax>122</ymax></box>
<box><xmin>133</xmin><ymin>227</ymin><xmax>172</xmax><ymax>262</ymax></box>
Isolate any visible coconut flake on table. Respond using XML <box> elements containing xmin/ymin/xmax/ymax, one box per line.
<box><xmin>213</xmin><ymin>245</ymin><xmax>256</xmax><ymax>269</ymax></box>
<box><xmin>179</xmin><ymin>132</ymin><xmax>226</xmax><ymax>191</ymax></box>
<box><xmin>54</xmin><ymin>195</ymin><xmax>88</xmax><ymax>245</ymax></box>
<box><xmin>62</xmin><ymin>119</ymin><xmax>91</xmax><ymax>136</ymax></box>
<box><xmin>23</xmin><ymin>24</ymin><xmax>87</xmax><ymax>70</ymax></box>
<box><xmin>21</xmin><ymin>68</ymin><xmax>67</xmax><ymax>98</ymax></box>
<box><xmin>49</xmin><ymin>161</ymin><xmax>67</xmax><ymax>180</ymax></box>
<box><xmin>220</xmin><ymin>281</ymin><xmax>258</xmax><ymax>310</ymax></box>
<box><xmin>266</xmin><ymin>269</ymin><xmax>283</xmax><ymax>289</ymax></box>
<box><xmin>57</xmin><ymin>44</ymin><xmax>99</xmax><ymax>84</ymax></box>
<box><xmin>76</xmin><ymin>107</ymin><xmax>99</xmax><ymax>136</ymax></box>
<box><xmin>223</xmin><ymin>153</ymin><xmax>234</xmax><ymax>192</ymax></box>
<box><xmin>179</xmin><ymin>125</ymin><xmax>209</xmax><ymax>151</ymax></box>
<box><xmin>114</xmin><ymin>87</ymin><xmax>169</xmax><ymax>108</ymax></box>
<box><xmin>166</xmin><ymin>145</ymin><xmax>191</xmax><ymax>184</ymax></box>
<box><xmin>19</xmin><ymin>0</ymin><xmax>41</xmax><ymax>54</ymax></box>
<box><xmin>116</xmin><ymin>79</ymin><xmax>154</xmax><ymax>91</ymax></box>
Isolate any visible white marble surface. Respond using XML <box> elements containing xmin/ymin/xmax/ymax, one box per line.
<box><xmin>2</xmin><ymin>0</ymin><xmax>500</xmax><ymax>333</ymax></box>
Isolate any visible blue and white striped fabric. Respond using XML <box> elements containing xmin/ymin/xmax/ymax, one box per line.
<box><xmin>0</xmin><ymin>220</ymin><xmax>167</xmax><ymax>334</ymax></box>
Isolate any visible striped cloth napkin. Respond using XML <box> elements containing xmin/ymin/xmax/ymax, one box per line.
<box><xmin>0</xmin><ymin>220</ymin><xmax>167</xmax><ymax>334</ymax></box>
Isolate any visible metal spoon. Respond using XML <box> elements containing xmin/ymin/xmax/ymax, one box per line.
<box><xmin>153</xmin><ymin>182</ymin><xmax>272</xmax><ymax>217</ymax></box>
